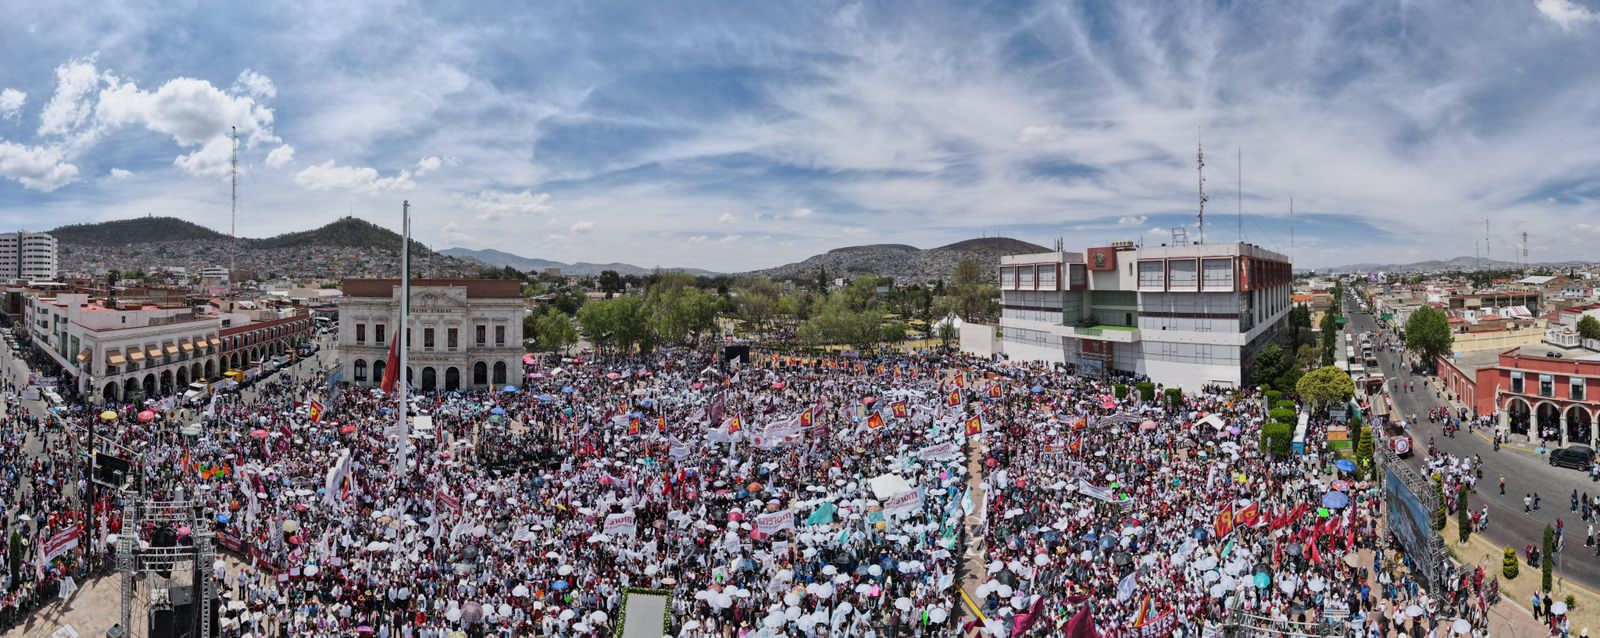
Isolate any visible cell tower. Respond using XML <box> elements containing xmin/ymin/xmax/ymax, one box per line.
<box><xmin>1196</xmin><ymin>138</ymin><xmax>1208</xmax><ymax>244</ymax></box>
<box><xmin>229</xmin><ymin>126</ymin><xmax>238</xmax><ymax>290</ymax></box>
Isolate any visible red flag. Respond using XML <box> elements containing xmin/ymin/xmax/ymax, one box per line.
<box><xmin>378</xmin><ymin>338</ymin><xmax>400</xmax><ymax>395</ymax></box>
<box><xmin>866</xmin><ymin>412</ymin><xmax>885</xmax><ymax>429</ymax></box>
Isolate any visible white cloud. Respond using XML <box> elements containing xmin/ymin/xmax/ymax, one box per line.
<box><xmin>0</xmin><ymin>141</ymin><xmax>79</xmax><ymax>191</ymax></box>
<box><xmin>1118</xmin><ymin>215</ymin><xmax>1148</xmax><ymax>226</ymax></box>
<box><xmin>265</xmin><ymin>144</ymin><xmax>295</xmax><ymax>168</ymax></box>
<box><xmin>414</xmin><ymin>155</ymin><xmax>443</xmax><ymax>176</ymax></box>
<box><xmin>38</xmin><ymin>56</ymin><xmax>101</xmax><ymax>137</ymax></box>
<box><xmin>1536</xmin><ymin>0</ymin><xmax>1599</xmax><ymax>29</ymax></box>
<box><xmin>790</xmin><ymin>207</ymin><xmax>814</xmax><ymax>218</ymax></box>
<box><xmin>293</xmin><ymin>160</ymin><xmax>414</xmax><ymax>193</ymax></box>
<box><xmin>464</xmin><ymin>190</ymin><xmax>552</xmax><ymax>222</ymax></box>
<box><xmin>570</xmin><ymin>221</ymin><xmax>594</xmax><ymax>233</ymax></box>
<box><xmin>718</xmin><ymin>212</ymin><xmax>736</xmax><ymax>224</ymax></box>
<box><xmin>0</xmin><ymin>89</ymin><xmax>24</xmax><ymax>120</ymax></box>
<box><xmin>232</xmin><ymin>69</ymin><xmax>276</xmax><ymax>99</ymax></box>
<box><xmin>109</xmin><ymin>168</ymin><xmax>131</xmax><ymax>179</ymax></box>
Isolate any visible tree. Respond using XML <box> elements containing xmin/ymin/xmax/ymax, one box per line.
<box><xmin>1456</xmin><ymin>485</ymin><xmax>1471</xmax><ymax>544</ymax></box>
<box><xmin>1579</xmin><ymin>315</ymin><xmax>1600</xmax><ymax>341</ymax></box>
<box><xmin>597</xmin><ymin>270</ymin><xmax>625</xmax><ymax>298</ymax></box>
<box><xmin>1297</xmin><ymin>366</ymin><xmax>1356</xmax><ymax>412</ymax></box>
<box><xmin>1403</xmin><ymin>306</ymin><xmax>1454</xmax><ymax>372</ymax></box>
<box><xmin>1543</xmin><ymin>523</ymin><xmax>1556</xmax><ymax>592</ymax></box>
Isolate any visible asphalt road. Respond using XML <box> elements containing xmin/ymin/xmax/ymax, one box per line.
<box><xmin>1344</xmin><ymin>293</ymin><xmax>1600</xmax><ymax>591</ymax></box>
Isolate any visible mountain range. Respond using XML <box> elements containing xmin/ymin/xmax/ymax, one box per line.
<box><xmin>439</xmin><ymin>247</ymin><xmax>720</xmax><ymax>277</ymax></box>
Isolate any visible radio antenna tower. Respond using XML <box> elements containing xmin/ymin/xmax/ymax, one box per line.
<box><xmin>1196</xmin><ymin>137</ymin><xmax>1208</xmax><ymax>244</ymax></box>
<box><xmin>229</xmin><ymin>125</ymin><xmax>238</xmax><ymax>290</ymax></box>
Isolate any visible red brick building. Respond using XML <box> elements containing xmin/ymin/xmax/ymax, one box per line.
<box><xmin>1438</xmin><ymin>345</ymin><xmax>1600</xmax><ymax>445</ymax></box>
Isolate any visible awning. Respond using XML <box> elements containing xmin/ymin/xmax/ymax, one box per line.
<box><xmin>180</xmin><ymin>341</ymin><xmax>194</xmax><ymax>352</ymax></box>
<box><xmin>209</xmin><ymin>336</ymin><xmax>221</xmax><ymax>347</ymax></box>
<box><xmin>107</xmin><ymin>352</ymin><xmax>127</xmax><ymax>366</ymax></box>
<box><xmin>127</xmin><ymin>350</ymin><xmax>145</xmax><ymax>362</ymax></box>
<box><xmin>165</xmin><ymin>344</ymin><xmax>179</xmax><ymax>356</ymax></box>
<box><xmin>147</xmin><ymin>347</ymin><xmax>162</xmax><ymax>359</ymax></box>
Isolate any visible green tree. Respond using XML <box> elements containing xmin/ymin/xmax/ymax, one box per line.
<box><xmin>597</xmin><ymin>270</ymin><xmax>625</xmax><ymax>298</ymax></box>
<box><xmin>1297</xmin><ymin>366</ymin><xmax>1356</xmax><ymax>412</ymax></box>
<box><xmin>1543</xmin><ymin>524</ymin><xmax>1556</xmax><ymax>592</ymax></box>
<box><xmin>1456</xmin><ymin>486</ymin><xmax>1470</xmax><ymax>544</ymax></box>
<box><xmin>1579</xmin><ymin>315</ymin><xmax>1600</xmax><ymax>341</ymax></box>
<box><xmin>1403</xmin><ymin>306</ymin><xmax>1454</xmax><ymax>372</ymax></box>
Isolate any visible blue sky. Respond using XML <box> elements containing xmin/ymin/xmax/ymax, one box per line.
<box><xmin>2</xmin><ymin>0</ymin><xmax>1599</xmax><ymax>271</ymax></box>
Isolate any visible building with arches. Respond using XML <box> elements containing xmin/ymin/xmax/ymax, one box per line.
<box><xmin>1439</xmin><ymin>344</ymin><xmax>1600</xmax><ymax>447</ymax></box>
<box><xmin>337</xmin><ymin>279</ymin><xmax>523</xmax><ymax>392</ymax></box>
<box><xmin>24</xmin><ymin>293</ymin><xmax>221</xmax><ymax>404</ymax></box>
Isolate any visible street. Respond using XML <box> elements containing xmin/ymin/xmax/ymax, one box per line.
<box><xmin>1344</xmin><ymin>292</ymin><xmax>1600</xmax><ymax>592</ymax></box>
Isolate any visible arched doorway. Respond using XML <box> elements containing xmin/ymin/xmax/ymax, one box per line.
<box><xmin>1567</xmin><ymin>406</ymin><xmax>1593</xmax><ymax>448</ymax></box>
<box><xmin>445</xmin><ymin>367</ymin><xmax>461</xmax><ymax>391</ymax></box>
<box><xmin>1506</xmin><ymin>398</ymin><xmax>1531</xmax><ymax>435</ymax></box>
<box><xmin>103</xmin><ymin>382</ymin><xmax>118</xmax><ymax>403</ymax></box>
<box><xmin>473</xmin><ymin>362</ymin><xmax>487</xmax><ymax>386</ymax></box>
<box><xmin>372</xmin><ymin>360</ymin><xmax>386</xmax><ymax>386</ymax></box>
<box><xmin>493</xmin><ymin>361</ymin><xmax>507</xmax><ymax>385</ymax></box>
<box><xmin>1537</xmin><ymin>402</ymin><xmax>1562</xmax><ymax>442</ymax></box>
<box><xmin>422</xmin><ymin>367</ymin><xmax>437</xmax><ymax>392</ymax></box>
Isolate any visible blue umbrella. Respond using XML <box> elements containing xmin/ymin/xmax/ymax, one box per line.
<box><xmin>1334</xmin><ymin>459</ymin><xmax>1357</xmax><ymax>473</ymax></box>
<box><xmin>490</xmin><ymin>407</ymin><xmax>506</xmax><ymax>415</ymax></box>
<box><xmin>1321</xmin><ymin>491</ymin><xmax>1350</xmax><ymax>509</ymax></box>
<box><xmin>500</xmin><ymin>385</ymin><xmax>519</xmax><ymax>393</ymax></box>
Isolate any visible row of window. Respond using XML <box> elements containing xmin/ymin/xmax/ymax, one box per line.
<box><xmin>1509</xmin><ymin>371</ymin><xmax>1587</xmax><ymax>400</ymax></box>
<box><xmin>354</xmin><ymin>323</ymin><xmax>505</xmax><ymax>348</ymax></box>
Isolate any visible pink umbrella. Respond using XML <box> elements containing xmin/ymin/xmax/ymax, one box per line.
<box><xmin>137</xmin><ymin>410</ymin><xmax>157</xmax><ymax>423</ymax></box>
<box><xmin>250</xmin><ymin>429</ymin><xmax>269</xmax><ymax>439</ymax></box>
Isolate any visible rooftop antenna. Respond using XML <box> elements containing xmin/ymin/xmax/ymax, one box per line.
<box><xmin>1197</xmin><ymin>136</ymin><xmax>1208</xmax><ymax>244</ymax></box>
<box><xmin>230</xmin><ymin>125</ymin><xmax>238</xmax><ymax>289</ymax></box>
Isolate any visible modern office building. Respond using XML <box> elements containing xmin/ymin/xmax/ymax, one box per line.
<box><xmin>0</xmin><ymin>231</ymin><xmax>58</xmax><ymax>281</ymax></box>
<box><xmin>998</xmin><ymin>240</ymin><xmax>1293</xmax><ymax>390</ymax></box>
<box><xmin>25</xmin><ymin>293</ymin><xmax>222</xmax><ymax>403</ymax></box>
<box><xmin>337</xmin><ymin>279</ymin><xmax>524</xmax><ymax>391</ymax></box>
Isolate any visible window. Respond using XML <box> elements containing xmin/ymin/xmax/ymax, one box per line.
<box><xmin>1202</xmin><ymin>258</ymin><xmax>1234</xmax><ymax>290</ymax></box>
<box><xmin>356</xmin><ymin>323</ymin><xmax>366</xmax><ymax>344</ymax></box>
<box><xmin>375</xmin><ymin>324</ymin><xmax>386</xmax><ymax>344</ymax></box>
<box><xmin>447</xmin><ymin>328</ymin><xmax>458</xmax><ymax>349</ymax></box>
<box><xmin>495</xmin><ymin>326</ymin><xmax>506</xmax><ymax>347</ymax></box>
<box><xmin>424</xmin><ymin>328</ymin><xmax>435</xmax><ymax>349</ymax></box>
<box><xmin>1540</xmin><ymin>374</ymin><xmax>1554</xmax><ymax>398</ymax></box>
<box><xmin>1510</xmin><ymin>371</ymin><xmax>1524</xmax><ymax>394</ymax></box>
<box><xmin>476</xmin><ymin>325</ymin><xmax>487</xmax><ymax>346</ymax></box>
<box><xmin>1137</xmin><ymin>261</ymin><xmax>1165</xmax><ymax>289</ymax></box>
<box><xmin>354</xmin><ymin>359</ymin><xmax>368</xmax><ymax>382</ymax></box>
<box><xmin>1168</xmin><ymin>259</ymin><xmax>1198</xmax><ymax>288</ymax></box>
<box><xmin>1572</xmin><ymin>378</ymin><xmax>1585</xmax><ymax>401</ymax></box>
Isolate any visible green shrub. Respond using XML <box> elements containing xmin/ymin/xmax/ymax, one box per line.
<box><xmin>1503</xmin><ymin>546</ymin><xmax>1519</xmax><ymax>579</ymax></box>
<box><xmin>1261</xmin><ymin>422</ymin><xmax>1293</xmax><ymax>457</ymax></box>
<box><xmin>1136</xmin><ymin>382</ymin><xmax>1156</xmax><ymax>402</ymax></box>
<box><xmin>1113</xmin><ymin>384</ymin><xmax>1128</xmax><ymax>399</ymax></box>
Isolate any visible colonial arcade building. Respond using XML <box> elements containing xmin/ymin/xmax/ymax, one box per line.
<box><xmin>337</xmin><ymin>279</ymin><xmax>524</xmax><ymax>392</ymax></box>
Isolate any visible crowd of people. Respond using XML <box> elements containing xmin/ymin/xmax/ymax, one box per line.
<box><xmin>1</xmin><ymin>330</ymin><xmax>1512</xmax><ymax>637</ymax></box>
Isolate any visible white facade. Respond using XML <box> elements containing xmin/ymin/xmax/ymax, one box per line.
<box><xmin>26</xmin><ymin>293</ymin><xmax>222</xmax><ymax>403</ymax></box>
<box><xmin>0</xmin><ymin>232</ymin><xmax>58</xmax><ymax>281</ymax></box>
<box><xmin>338</xmin><ymin>279</ymin><xmax>524</xmax><ymax>391</ymax></box>
<box><xmin>997</xmin><ymin>241</ymin><xmax>1292</xmax><ymax>390</ymax></box>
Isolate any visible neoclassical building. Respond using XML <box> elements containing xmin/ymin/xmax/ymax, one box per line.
<box><xmin>338</xmin><ymin>279</ymin><xmax>524</xmax><ymax>392</ymax></box>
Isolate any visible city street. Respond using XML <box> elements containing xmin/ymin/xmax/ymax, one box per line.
<box><xmin>1344</xmin><ymin>293</ymin><xmax>1600</xmax><ymax>593</ymax></box>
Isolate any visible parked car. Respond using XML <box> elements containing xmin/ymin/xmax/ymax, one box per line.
<box><xmin>1550</xmin><ymin>446</ymin><xmax>1595</xmax><ymax>470</ymax></box>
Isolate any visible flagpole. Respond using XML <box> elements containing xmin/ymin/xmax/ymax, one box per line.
<box><xmin>396</xmin><ymin>201</ymin><xmax>410</xmax><ymax>473</ymax></box>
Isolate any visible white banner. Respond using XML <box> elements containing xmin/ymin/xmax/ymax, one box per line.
<box><xmin>884</xmin><ymin>489</ymin><xmax>923</xmax><ymax>517</ymax></box>
<box><xmin>603</xmin><ymin>512</ymin><xmax>637</xmax><ymax>538</ymax></box>
<box><xmin>755</xmin><ymin>510</ymin><xmax>795</xmax><ymax>535</ymax></box>
<box><xmin>918</xmin><ymin>441</ymin><xmax>956</xmax><ymax>461</ymax></box>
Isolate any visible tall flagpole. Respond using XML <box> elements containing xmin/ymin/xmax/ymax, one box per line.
<box><xmin>397</xmin><ymin>201</ymin><xmax>411</xmax><ymax>472</ymax></box>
